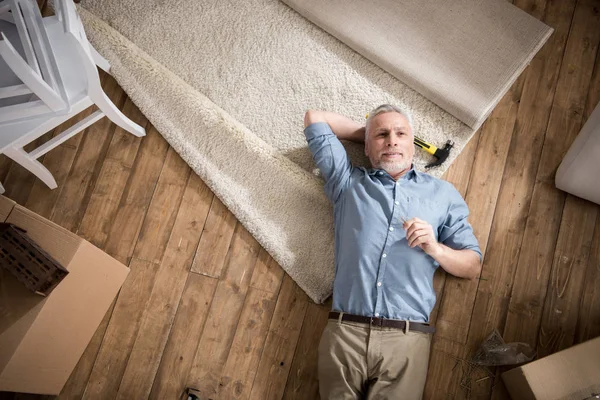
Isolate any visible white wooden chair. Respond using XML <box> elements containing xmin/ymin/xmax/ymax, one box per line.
<box><xmin>0</xmin><ymin>0</ymin><xmax>70</xmax><ymax>124</ymax></box>
<box><xmin>0</xmin><ymin>0</ymin><xmax>145</xmax><ymax>193</ymax></box>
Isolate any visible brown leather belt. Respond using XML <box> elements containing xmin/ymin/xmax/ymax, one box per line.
<box><xmin>329</xmin><ymin>311</ymin><xmax>436</xmax><ymax>334</ymax></box>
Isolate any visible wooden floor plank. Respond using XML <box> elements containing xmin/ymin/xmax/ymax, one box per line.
<box><xmin>102</xmin><ymin>126</ymin><xmax>170</xmax><ymax>264</ymax></box>
<box><xmin>116</xmin><ymin>173</ymin><xmax>214</xmax><ymax>399</ymax></box>
<box><xmin>191</xmin><ymin>196</ymin><xmax>238</xmax><ymax>278</ymax></box>
<box><xmin>49</xmin><ymin>75</ymin><xmax>126</xmax><ymax>232</ymax></box>
<box><xmin>248</xmin><ymin>275</ymin><xmax>309</xmax><ymax>400</ymax></box>
<box><xmin>249</xmin><ymin>248</ymin><xmax>285</xmax><ymax>295</ymax></box>
<box><xmin>131</xmin><ymin>148</ymin><xmax>192</xmax><ymax>263</ymax></box>
<box><xmin>536</xmin><ymin>22</ymin><xmax>600</xmax><ymax>357</ymax></box>
<box><xmin>536</xmin><ymin>195</ymin><xmax>598</xmax><ymax>358</ymax></box>
<box><xmin>576</xmin><ymin>211</ymin><xmax>600</xmax><ymax>344</ymax></box>
<box><xmin>574</xmin><ymin>44</ymin><xmax>600</xmax><ymax>346</ymax></box>
<box><xmin>282</xmin><ymin>300</ymin><xmax>331</xmax><ymax>400</ymax></box>
<box><xmin>76</xmin><ymin>98</ymin><xmax>149</xmax><ymax>248</ymax></box>
<box><xmin>217</xmin><ymin>287</ymin><xmax>278</xmax><ymax>400</ymax></box>
<box><xmin>148</xmin><ymin>273</ymin><xmax>218</xmax><ymax>400</ymax></box>
<box><xmin>503</xmin><ymin>0</ymin><xmax>600</xmax><ymax>348</ymax></box>
<box><xmin>0</xmin><ymin>156</ymin><xmax>13</xmax><ymax>186</ymax></box>
<box><xmin>81</xmin><ymin>150</ymin><xmax>191</xmax><ymax>400</ymax></box>
<box><xmin>186</xmin><ymin>223</ymin><xmax>261</xmax><ymax>399</ymax></box>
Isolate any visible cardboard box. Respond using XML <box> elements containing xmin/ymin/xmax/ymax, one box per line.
<box><xmin>0</xmin><ymin>198</ymin><xmax>129</xmax><ymax>395</ymax></box>
<box><xmin>0</xmin><ymin>196</ymin><xmax>15</xmax><ymax>221</ymax></box>
<box><xmin>502</xmin><ymin>336</ymin><xmax>600</xmax><ymax>400</ymax></box>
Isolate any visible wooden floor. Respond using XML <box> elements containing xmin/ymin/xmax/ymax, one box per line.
<box><xmin>1</xmin><ymin>0</ymin><xmax>599</xmax><ymax>399</ymax></box>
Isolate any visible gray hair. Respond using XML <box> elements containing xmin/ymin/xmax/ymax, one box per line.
<box><xmin>365</xmin><ymin>104</ymin><xmax>414</xmax><ymax>140</ymax></box>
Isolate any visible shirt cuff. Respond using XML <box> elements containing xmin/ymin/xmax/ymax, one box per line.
<box><xmin>304</xmin><ymin>122</ymin><xmax>335</xmax><ymax>140</ymax></box>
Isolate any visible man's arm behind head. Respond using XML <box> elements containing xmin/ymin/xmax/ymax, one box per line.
<box><xmin>304</xmin><ymin>110</ymin><xmax>365</xmax><ymax>143</ymax></box>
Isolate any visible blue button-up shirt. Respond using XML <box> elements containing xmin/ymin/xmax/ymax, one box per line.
<box><xmin>305</xmin><ymin>122</ymin><xmax>482</xmax><ymax>323</ymax></box>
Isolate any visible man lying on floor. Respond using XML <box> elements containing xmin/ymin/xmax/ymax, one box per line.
<box><xmin>303</xmin><ymin>104</ymin><xmax>482</xmax><ymax>399</ymax></box>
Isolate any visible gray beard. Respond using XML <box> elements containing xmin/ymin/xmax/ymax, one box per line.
<box><xmin>378</xmin><ymin>159</ymin><xmax>412</xmax><ymax>174</ymax></box>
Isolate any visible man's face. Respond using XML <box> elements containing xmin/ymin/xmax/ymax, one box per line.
<box><xmin>365</xmin><ymin>112</ymin><xmax>414</xmax><ymax>174</ymax></box>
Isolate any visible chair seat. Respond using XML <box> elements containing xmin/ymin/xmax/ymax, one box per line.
<box><xmin>0</xmin><ymin>16</ymin><xmax>87</xmax><ymax>112</ymax></box>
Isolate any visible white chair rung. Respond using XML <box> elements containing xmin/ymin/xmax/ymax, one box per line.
<box><xmin>29</xmin><ymin>109</ymin><xmax>105</xmax><ymax>159</ymax></box>
<box><xmin>0</xmin><ymin>83</ymin><xmax>31</xmax><ymax>99</ymax></box>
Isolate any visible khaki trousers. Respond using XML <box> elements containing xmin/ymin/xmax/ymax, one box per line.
<box><xmin>318</xmin><ymin>318</ymin><xmax>431</xmax><ymax>400</ymax></box>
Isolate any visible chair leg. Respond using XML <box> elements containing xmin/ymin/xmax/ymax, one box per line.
<box><xmin>4</xmin><ymin>147</ymin><xmax>57</xmax><ymax>189</ymax></box>
<box><xmin>90</xmin><ymin>44</ymin><xmax>111</xmax><ymax>73</ymax></box>
<box><xmin>93</xmin><ymin>91</ymin><xmax>146</xmax><ymax>137</ymax></box>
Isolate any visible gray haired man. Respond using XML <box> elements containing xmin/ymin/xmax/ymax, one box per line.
<box><xmin>303</xmin><ymin>105</ymin><xmax>482</xmax><ymax>399</ymax></box>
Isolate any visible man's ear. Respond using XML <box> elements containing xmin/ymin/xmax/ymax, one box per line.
<box><xmin>364</xmin><ymin>142</ymin><xmax>369</xmax><ymax>157</ymax></box>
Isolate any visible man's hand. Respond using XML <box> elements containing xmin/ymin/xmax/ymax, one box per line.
<box><xmin>404</xmin><ymin>217</ymin><xmax>442</xmax><ymax>257</ymax></box>
<box><xmin>404</xmin><ymin>217</ymin><xmax>482</xmax><ymax>279</ymax></box>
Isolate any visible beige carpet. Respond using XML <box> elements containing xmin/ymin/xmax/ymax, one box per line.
<box><xmin>283</xmin><ymin>0</ymin><xmax>553</xmax><ymax>130</ymax></box>
<box><xmin>76</xmin><ymin>0</ymin><xmax>549</xmax><ymax>303</ymax></box>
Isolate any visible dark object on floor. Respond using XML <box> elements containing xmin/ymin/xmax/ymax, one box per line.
<box><xmin>471</xmin><ymin>329</ymin><xmax>536</xmax><ymax>366</ymax></box>
<box><xmin>184</xmin><ymin>387</ymin><xmax>201</xmax><ymax>400</ymax></box>
<box><xmin>0</xmin><ymin>223</ymin><xmax>68</xmax><ymax>296</ymax></box>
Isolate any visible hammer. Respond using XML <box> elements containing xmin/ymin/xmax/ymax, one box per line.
<box><xmin>414</xmin><ymin>137</ymin><xmax>454</xmax><ymax>168</ymax></box>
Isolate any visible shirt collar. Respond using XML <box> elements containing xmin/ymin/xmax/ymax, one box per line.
<box><xmin>368</xmin><ymin>164</ymin><xmax>418</xmax><ymax>182</ymax></box>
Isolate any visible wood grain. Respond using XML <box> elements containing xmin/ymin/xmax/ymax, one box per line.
<box><xmin>248</xmin><ymin>275</ymin><xmax>309</xmax><ymax>400</ymax></box>
<box><xmin>503</xmin><ymin>0</ymin><xmax>600</xmax><ymax>347</ymax></box>
<box><xmin>102</xmin><ymin>126</ymin><xmax>170</xmax><ymax>264</ymax></box>
<box><xmin>186</xmin><ymin>223</ymin><xmax>261</xmax><ymax>398</ymax></box>
<box><xmin>191</xmin><ymin>196</ymin><xmax>238</xmax><ymax>278</ymax></box>
<box><xmin>116</xmin><ymin>173</ymin><xmax>214</xmax><ymax>399</ymax></box>
<box><xmin>249</xmin><ymin>248</ymin><xmax>285</xmax><ymax>294</ymax></box>
<box><xmin>49</xmin><ymin>75</ymin><xmax>126</xmax><ymax>232</ymax></box>
<box><xmin>149</xmin><ymin>273</ymin><xmax>218</xmax><ymax>400</ymax></box>
<box><xmin>81</xmin><ymin>150</ymin><xmax>191</xmax><ymax>400</ymax></box>
<box><xmin>537</xmin><ymin>195</ymin><xmax>598</xmax><ymax>357</ymax></box>
<box><xmin>217</xmin><ymin>287</ymin><xmax>278</xmax><ymax>399</ymax></box>
<box><xmin>76</xmin><ymin>98</ymin><xmax>148</xmax><ymax>247</ymax></box>
<box><xmin>282</xmin><ymin>300</ymin><xmax>331</xmax><ymax>400</ymax></box>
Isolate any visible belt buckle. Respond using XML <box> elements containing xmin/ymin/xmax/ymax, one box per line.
<box><xmin>370</xmin><ymin>316</ymin><xmax>382</xmax><ymax>327</ymax></box>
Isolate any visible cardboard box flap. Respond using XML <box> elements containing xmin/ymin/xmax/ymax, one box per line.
<box><xmin>502</xmin><ymin>336</ymin><xmax>600</xmax><ymax>400</ymax></box>
<box><xmin>5</xmin><ymin>206</ymin><xmax>81</xmax><ymax>268</ymax></box>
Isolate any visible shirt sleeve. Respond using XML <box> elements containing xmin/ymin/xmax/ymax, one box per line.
<box><xmin>304</xmin><ymin>122</ymin><xmax>352</xmax><ymax>204</ymax></box>
<box><xmin>438</xmin><ymin>185</ymin><xmax>483</xmax><ymax>261</ymax></box>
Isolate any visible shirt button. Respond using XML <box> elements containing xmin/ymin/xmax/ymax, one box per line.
<box><xmin>389</xmin><ymin>227</ymin><xmax>394</xmax><ymax>232</ymax></box>
<box><xmin>396</xmin><ymin>181</ymin><xmax>400</xmax><ymax>185</ymax></box>
<box><xmin>382</xmin><ymin>253</ymin><xmax>387</xmax><ymax>258</ymax></box>
<box><xmin>377</xmin><ymin>282</ymin><xmax>382</xmax><ymax>287</ymax></box>
<box><xmin>394</xmin><ymin>201</ymin><xmax>399</xmax><ymax>205</ymax></box>
<box><xmin>375</xmin><ymin>312</ymin><xmax>380</xmax><ymax>317</ymax></box>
